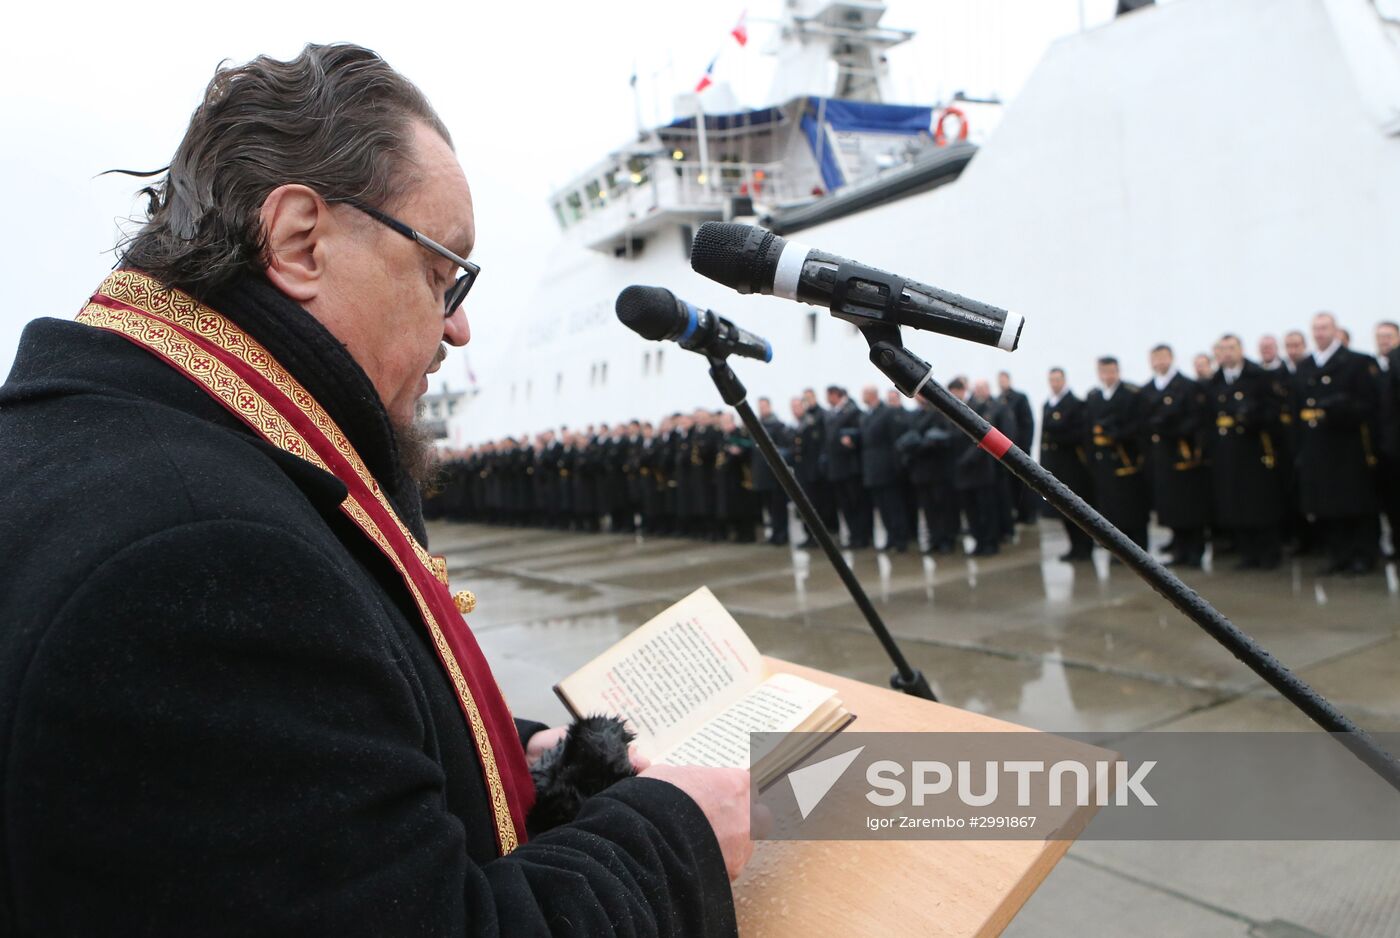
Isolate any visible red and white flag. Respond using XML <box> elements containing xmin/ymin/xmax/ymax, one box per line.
<box><xmin>695</xmin><ymin>56</ymin><xmax>717</xmax><ymax>92</ymax></box>
<box><xmin>731</xmin><ymin>10</ymin><xmax>749</xmax><ymax>46</ymax></box>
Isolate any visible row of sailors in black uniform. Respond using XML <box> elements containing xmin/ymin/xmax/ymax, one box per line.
<box><xmin>425</xmin><ymin>314</ymin><xmax>1400</xmax><ymax>575</ymax></box>
<box><xmin>423</xmin><ymin>379</ymin><xmax>1039</xmax><ymax>555</ymax></box>
<box><xmin>1045</xmin><ymin>317</ymin><xmax>1400</xmax><ymax>576</ymax></box>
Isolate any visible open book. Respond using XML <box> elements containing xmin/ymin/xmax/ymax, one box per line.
<box><xmin>554</xmin><ymin>586</ymin><xmax>855</xmax><ymax>788</ymax></box>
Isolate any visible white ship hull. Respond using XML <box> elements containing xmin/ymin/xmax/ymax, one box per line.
<box><xmin>454</xmin><ymin>0</ymin><xmax>1400</xmax><ymax>446</ymax></box>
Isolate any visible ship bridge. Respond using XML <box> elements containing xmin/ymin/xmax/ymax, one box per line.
<box><xmin>549</xmin><ymin>96</ymin><xmax>952</xmax><ymax>256</ymax></box>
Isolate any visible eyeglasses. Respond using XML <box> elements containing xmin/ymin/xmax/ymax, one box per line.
<box><xmin>341</xmin><ymin>198</ymin><xmax>479</xmax><ymax>317</ymax></box>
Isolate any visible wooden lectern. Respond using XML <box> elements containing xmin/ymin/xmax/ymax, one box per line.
<box><xmin>732</xmin><ymin>657</ymin><xmax>1106</xmax><ymax>937</ymax></box>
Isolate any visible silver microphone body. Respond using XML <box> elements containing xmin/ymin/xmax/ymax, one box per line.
<box><xmin>689</xmin><ymin>222</ymin><xmax>1023</xmax><ymax>352</ymax></box>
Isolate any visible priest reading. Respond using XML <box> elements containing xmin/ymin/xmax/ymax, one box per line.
<box><xmin>0</xmin><ymin>43</ymin><xmax>748</xmax><ymax>935</ymax></box>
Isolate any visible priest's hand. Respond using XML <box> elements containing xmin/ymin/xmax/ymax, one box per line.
<box><xmin>640</xmin><ymin>764</ymin><xmax>753</xmax><ymax>880</ymax></box>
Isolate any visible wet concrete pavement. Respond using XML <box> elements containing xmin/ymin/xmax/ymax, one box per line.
<box><xmin>433</xmin><ymin>519</ymin><xmax>1400</xmax><ymax>937</ymax></box>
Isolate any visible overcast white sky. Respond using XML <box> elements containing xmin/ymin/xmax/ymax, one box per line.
<box><xmin>0</xmin><ymin>0</ymin><xmax>1129</xmax><ymax>382</ymax></box>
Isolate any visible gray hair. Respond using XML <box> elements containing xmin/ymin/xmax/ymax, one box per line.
<box><xmin>119</xmin><ymin>43</ymin><xmax>450</xmax><ymax>298</ymax></box>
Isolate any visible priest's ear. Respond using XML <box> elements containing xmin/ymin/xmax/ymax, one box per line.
<box><xmin>259</xmin><ymin>184</ymin><xmax>330</xmax><ymax>303</ymax></box>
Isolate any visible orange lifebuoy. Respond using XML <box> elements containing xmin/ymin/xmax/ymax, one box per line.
<box><xmin>934</xmin><ymin>106</ymin><xmax>969</xmax><ymax>146</ymax></box>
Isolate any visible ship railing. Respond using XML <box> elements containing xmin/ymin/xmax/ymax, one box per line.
<box><xmin>661</xmin><ymin>159</ymin><xmax>804</xmax><ymax>207</ymax></box>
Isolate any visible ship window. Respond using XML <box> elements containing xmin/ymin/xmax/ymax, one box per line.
<box><xmin>643</xmin><ymin>351</ymin><xmax>651</xmax><ymax>375</ymax></box>
<box><xmin>587</xmin><ymin>179</ymin><xmax>605</xmax><ymax>208</ymax></box>
<box><xmin>627</xmin><ymin>155</ymin><xmax>650</xmax><ymax>186</ymax></box>
<box><xmin>565</xmin><ymin>191</ymin><xmax>583</xmax><ymax>221</ymax></box>
<box><xmin>604</xmin><ymin>169</ymin><xmax>621</xmax><ymax>197</ymax></box>
<box><xmin>590</xmin><ymin>363</ymin><xmax>598</xmax><ymax>386</ymax></box>
<box><xmin>807</xmin><ymin>311</ymin><xmax>818</xmax><ymax>344</ymax></box>
<box><xmin>553</xmin><ymin>201</ymin><xmax>568</xmax><ymax>230</ymax></box>
<box><xmin>600</xmin><ymin>361</ymin><xmax>609</xmax><ymax>385</ymax></box>
<box><xmin>655</xmin><ymin>348</ymin><xmax>664</xmax><ymax>374</ymax></box>
<box><xmin>614</xmin><ymin>237</ymin><xmax>645</xmax><ymax>258</ymax></box>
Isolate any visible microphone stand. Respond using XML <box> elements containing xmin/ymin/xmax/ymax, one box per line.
<box><xmin>855</xmin><ymin>321</ymin><xmax>1400</xmax><ymax>792</ymax></box>
<box><xmin>705</xmin><ymin>353</ymin><xmax>938</xmax><ymax>702</ymax></box>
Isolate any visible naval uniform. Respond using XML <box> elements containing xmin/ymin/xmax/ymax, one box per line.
<box><xmin>957</xmin><ymin>394</ymin><xmax>1016</xmax><ymax>555</ymax></box>
<box><xmin>792</xmin><ymin>405</ymin><xmax>839</xmax><ymax>542</ymax></box>
<box><xmin>824</xmin><ymin>399</ymin><xmax>873</xmax><ymax>548</ymax></box>
<box><xmin>751</xmin><ymin>414</ymin><xmax>794</xmax><ymax>545</ymax></box>
<box><xmin>860</xmin><ymin>402</ymin><xmax>911</xmax><ymax>552</ymax></box>
<box><xmin>1141</xmin><ymin>370</ymin><xmax>1212</xmax><ymax>565</ymax></box>
<box><xmin>1207</xmin><ymin>361</ymin><xmax>1286</xmax><ymax>568</ymax></box>
<box><xmin>1292</xmin><ymin>343</ymin><xmax>1382</xmax><ymax>572</ymax></box>
<box><xmin>899</xmin><ymin>404</ymin><xmax>960</xmax><ymax>552</ymax></box>
<box><xmin>1084</xmin><ymin>383</ymin><xmax>1150</xmax><ymax>551</ymax></box>
<box><xmin>999</xmin><ymin>387</ymin><xmax>1040</xmax><ymax>524</ymax></box>
<box><xmin>1039</xmin><ymin>390</ymin><xmax>1095</xmax><ymax>559</ymax></box>
<box><xmin>1374</xmin><ymin>349</ymin><xmax>1400</xmax><ymax>557</ymax></box>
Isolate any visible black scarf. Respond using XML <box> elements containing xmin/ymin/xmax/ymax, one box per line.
<box><xmin>201</xmin><ymin>273</ymin><xmax>427</xmax><ymax>543</ymax></box>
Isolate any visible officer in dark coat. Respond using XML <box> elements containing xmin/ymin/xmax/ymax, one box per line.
<box><xmin>1084</xmin><ymin>356</ymin><xmax>1150</xmax><ymax>552</ymax></box>
<box><xmin>596</xmin><ymin>425</ymin><xmax>623</xmax><ymax>531</ymax></box>
<box><xmin>573</xmin><ymin>431</ymin><xmax>599</xmax><ymax>531</ymax></box>
<box><xmin>619</xmin><ymin>422</ymin><xmax>644</xmax><ymax>532</ymax></box>
<box><xmin>670</xmin><ymin>416</ymin><xmax>695</xmax><ymax>536</ymax></box>
<box><xmin>750</xmin><ymin>397</ymin><xmax>793</xmax><ymax>545</ymax></box>
<box><xmin>1039</xmin><ymin>367</ymin><xmax>1095</xmax><ymax>561</ymax></box>
<box><xmin>955</xmin><ymin>379</ymin><xmax>1014</xmax><ymax>555</ymax></box>
<box><xmin>544</xmin><ymin>431</ymin><xmax>566</xmax><ymax>527</ymax></box>
<box><xmin>997</xmin><ymin>371</ymin><xmax>1039</xmax><ymax>525</ymax></box>
<box><xmin>1141</xmin><ymin>345</ymin><xmax>1212</xmax><ymax>567</ymax></box>
<box><xmin>858</xmin><ymin>386</ymin><xmax>911</xmax><ymax>552</ymax></box>
<box><xmin>823</xmin><ymin>386</ymin><xmax>874</xmax><ymax>548</ymax></box>
<box><xmin>898</xmin><ymin>399</ymin><xmax>959</xmax><ymax>553</ymax></box>
<box><xmin>1373</xmin><ymin>322</ymin><xmax>1400</xmax><ymax>559</ymax></box>
<box><xmin>661</xmin><ymin>416</ymin><xmax>684</xmax><ymax>535</ymax></box>
<box><xmin>687</xmin><ymin>411</ymin><xmax>721</xmax><ymax>540</ymax></box>
<box><xmin>1292</xmin><ymin>313</ymin><xmax>1382</xmax><ymax>574</ymax></box>
<box><xmin>714</xmin><ymin>413</ymin><xmax>758</xmax><ymax>543</ymax></box>
<box><xmin>1206</xmin><ymin>334</ymin><xmax>1286</xmax><ymax>569</ymax></box>
<box><xmin>792</xmin><ymin>390</ymin><xmax>839</xmax><ymax>543</ymax></box>
<box><xmin>636</xmin><ymin>423</ymin><xmax>661</xmax><ymax>535</ymax></box>
<box><xmin>1258</xmin><ymin>343</ymin><xmax>1303</xmax><ymax>553</ymax></box>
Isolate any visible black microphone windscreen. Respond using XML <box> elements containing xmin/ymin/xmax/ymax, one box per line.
<box><xmin>615</xmin><ymin>285</ymin><xmax>681</xmax><ymax>341</ymax></box>
<box><xmin>690</xmin><ymin>222</ymin><xmax>779</xmax><ymax>294</ymax></box>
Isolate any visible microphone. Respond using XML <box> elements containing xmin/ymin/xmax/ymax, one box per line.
<box><xmin>615</xmin><ymin>285</ymin><xmax>773</xmax><ymax>363</ymax></box>
<box><xmin>689</xmin><ymin>222</ymin><xmax>1024</xmax><ymax>352</ymax></box>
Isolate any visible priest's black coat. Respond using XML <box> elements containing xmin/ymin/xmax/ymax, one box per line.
<box><xmin>0</xmin><ymin>276</ymin><xmax>735</xmax><ymax>936</ymax></box>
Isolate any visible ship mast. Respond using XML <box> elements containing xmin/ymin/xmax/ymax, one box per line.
<box><xmin>766</xmin><ymin>0</ymin><xmax>914</xmax><ymax>104</ymax></box>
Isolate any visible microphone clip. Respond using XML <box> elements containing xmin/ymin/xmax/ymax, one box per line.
<box><xmin>830</xmin><ymin>262</ymin><xmax>904</xmax><ymax>329</ymax></box>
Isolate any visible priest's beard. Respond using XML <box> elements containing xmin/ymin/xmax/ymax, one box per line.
<box><xmin>391</xmin><ymin>417</ymin><xmax>442</xmax><ymax>491</ymax></box>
